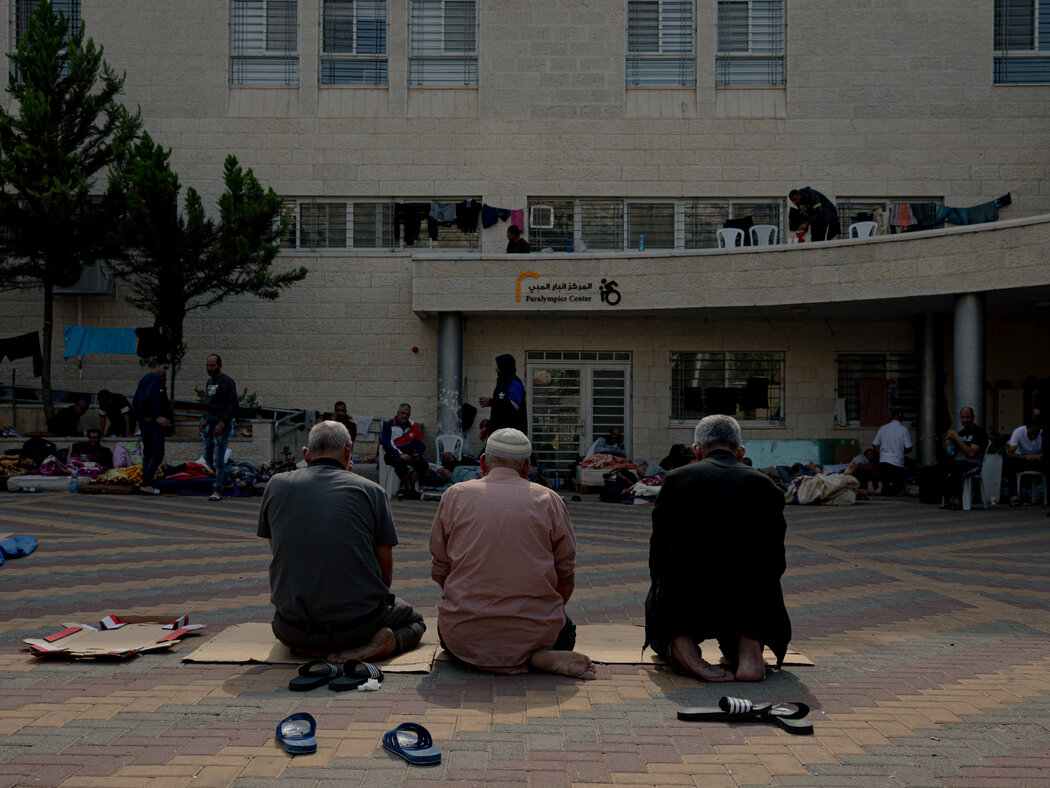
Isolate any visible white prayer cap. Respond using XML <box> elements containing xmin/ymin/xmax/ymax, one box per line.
<box><xmin>485</xmin><ymin>428</ymin><xmax>531</xmax><ymax>459</ymax></box>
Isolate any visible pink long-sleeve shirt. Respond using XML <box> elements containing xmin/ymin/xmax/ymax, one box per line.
<box><xmin>429</xmin><ymin>467</ymin><xmax>577</xmax><ymax>671</ymax></box>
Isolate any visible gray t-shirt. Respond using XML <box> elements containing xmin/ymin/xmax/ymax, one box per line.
<box><xmin>257</xmin><ymin>459</ymin><xmax>397</xmax><ymax>625</ymax></box>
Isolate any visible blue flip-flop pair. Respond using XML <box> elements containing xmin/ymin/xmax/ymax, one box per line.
<box><xmin>276</xmin><ymin>712</ymin><xmax>317</xmax><ymax>755</ymax></box>
<box><xmin>0</xmin><ymin>535</ymin><xmax>37</xmax><ymax>567</ymax></box>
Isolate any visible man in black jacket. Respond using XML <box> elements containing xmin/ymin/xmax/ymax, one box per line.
<box><xmin>789</xmin><ymin>186</ymin><xmax>841</xmax><ymax>241</ymax></box>
<box><xmin>479</xmin><ymin>353</ymin><xmax>528</xmax><ymax>434</ymax></box>
<box><xmin>200</xmin><ymin>354</ymin><xmax>238</xmax><ymax>501</ymax></box>
<box><xmin>645</xmin><ymin>414</ymin><xmax>791</xmax><ymax>682</ymax></box>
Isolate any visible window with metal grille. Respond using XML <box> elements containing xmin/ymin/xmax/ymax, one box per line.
<box><xmin>670</xmin><ymin>351</ymin><xmax>784</xmax><ymax>424</ymax></box>
<box><xmin>300</xmin><ymin>202</ymin><xmax>347</xmax><ymax>248</ymax></box>
<box><xmin>11</xmin><ymin>0</ymin><xmax>80</xmax><ymax>79</ymax></box>
<box><xmin>683</xmin><ymin>200</ymin><xmax>781</xmax><ymax>248</ymax></box>
<box><xmin>715</xmin><ymin>0</ymin><xmax>784</xmax><ymax>86</ymax></box>
<box><xmin>408</xmin><ymin>0</ymin><xmax>477</xmax><ymax>86</ymax></box>
<box><xmin>230</xmin><ymin>0</ymin><xmax>299</xmax><ymax>86</ymax></box>
<box><xmin>995</xmin><ymin>0</ymin><xmax>1050</xmax><ymax>83</ymax></box>
<box><xmin>528</xmin><ymin>198</ymin><xmax>782</xmax><ymax>250</ymax></box>
<box><xmin>352</xmin><ymin>202</ymin><xmax>396</xmax><ymax>248</ymax></box>
<box><xmin>835</xmin><ymin>198</ymin><xmax>943</xmax><ymax>234</ymax></box>
<box><xmin>626</xmin><ymin>203</ymin><xmax>675</xmax><ymax>249</ymax></box>
<box><xmin>626</xmin><ymin>0</ymin><xmax>695</xmax><ymax>86</ymax></box>
<box><xmin>835</xmin><ymin>353</ymin><xmax>918</xmax><ymax>426</ymax></box>
<box><xmin>321</xmin><ymin>0</ymin><xmax>387</xmax><ymax>85</ymax></box>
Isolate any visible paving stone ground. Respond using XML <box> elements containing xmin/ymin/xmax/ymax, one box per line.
<box><xmin>1</xmin><ymin>491</ymin><xmax>1049</xmax><ymax>787</ymax></box>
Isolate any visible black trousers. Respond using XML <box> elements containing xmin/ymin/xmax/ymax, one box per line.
<box><xmin>272</xmin><ymin>596</ymin><xmax>426</xmax><ymax>655</ymax></box>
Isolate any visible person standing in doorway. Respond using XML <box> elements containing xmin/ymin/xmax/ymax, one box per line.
<box><xmin>479</xmin><ymin>354</ymin><xmax>528</xmax><ymax>435</ymax></box>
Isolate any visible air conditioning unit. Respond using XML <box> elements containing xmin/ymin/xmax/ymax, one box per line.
<box><xmin>53</xmin><ymin>262</ymin><xmax>115</xmax><ymax>295</ymax></box>
<box><xmin>529</xmin><ymin>205</ymin><xmax>554</xmax><ymax>229</ymax></box>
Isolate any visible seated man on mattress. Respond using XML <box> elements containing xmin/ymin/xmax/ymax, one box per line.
<box><xmin>258</xmin><ymin>420</ymin><xmax>426</xmax><ymax>661</ymax></box>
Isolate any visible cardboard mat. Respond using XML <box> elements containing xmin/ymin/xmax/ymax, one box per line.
<box><xmin>574</xmin><ymin>624</ymin><xmax>813</xmax><ymax>667</ymax></box>
<box><xmin>183</xmin><ymin>622</ymin><xmax>810</xmax><ymax>671</ymax></box>
<box><xmin>182</xmin><ymin>622</ymin><xmax>439</xmax><ymax>673</ymax></box>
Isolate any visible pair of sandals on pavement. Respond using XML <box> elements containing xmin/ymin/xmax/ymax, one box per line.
<box><xmin>288</xmin><ymin>659</ymin><xmax>384</xmax><ymax>692</ymax></box>
<box><xmin>678</xmin><ymin>696</ymin><xmax>814</xmax><ymax>735</ymax></box>
<box><xmin>276</xmin><ymin>714</ymin><xmax>440</xmax><ymax>764</ymax></box>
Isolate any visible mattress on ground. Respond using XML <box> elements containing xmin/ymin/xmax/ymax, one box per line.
<box><xmin>576</xmin><ymin>467</ymin><xmax>607</xmax><ymax>488</ymax></box>
<box><xmin>6</xmin><ymin>474</ymin><xmax>71</xmax><ymax>492</ymax></box>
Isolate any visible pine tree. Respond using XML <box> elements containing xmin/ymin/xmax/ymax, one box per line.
<box><xmin>0</xmin><ymin>0</ymin><xmax>140</xmax><ymax>418</ymax></box>
<box><xmin>107</xmin><ymin>133</ymin><xmax>307</xmax><ymax>400</ymax></box>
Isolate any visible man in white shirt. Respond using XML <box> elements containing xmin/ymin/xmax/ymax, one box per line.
<box><xmin>1005</xmin><ymin>420</ymin><xmax>1045</xmax><ymax>506</ymax></box>
<box><xmin>872</xmin><ymin>409</ymin><xmax>913</xmax><ymax>496</ymax></box>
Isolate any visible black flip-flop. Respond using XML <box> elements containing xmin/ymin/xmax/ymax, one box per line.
<box><xmin>288</xmin><ymin>660</ymin><xmax>341</xmax><ymax>691</ymax></box>
<box><xmin>761</xmin><ymin>701</ymin><xmax>813</xmax><ymax>735</ymax></box>
<box><xmin>329</xmin><ymin>659</ymin><xmax>384</xmax><ymax>692</ymax></box>
<box><xmin>678</xmin><ymin>696</ymin><xmax>813</xmax><ymax>735</ymax></box>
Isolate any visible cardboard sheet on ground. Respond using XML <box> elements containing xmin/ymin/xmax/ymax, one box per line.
<box><xmin>573</xmin><ymin>624</ymin><xmax>813</xmax><ymax>667</ymax></box>
<box><xmin>23</xmin><ymin>615</ymin><xmax>204</xmax><ymax>659</ymax></box>
<box><xmin>182</xmin><ymin>622</ymin><xmax>439</xmax><ymax>673</ymax></box>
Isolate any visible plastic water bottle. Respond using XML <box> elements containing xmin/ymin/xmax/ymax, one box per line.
<box><xmin>70</xmin><ymin>468</ymin><xmax>79</xmax><ymax>493</ymax></box>
<box><xmin>566</xmin><ymin>234</ymin><xmax>573</xmax><ymax>253</ymax></box>
<box><xmin>945</xmin><ymin>444</ymin><xmax>956</xmax><ymax>457</ymax></box>
<box><xmin>638</xmin><ymin>233</ymin><xmax>646</xmax><ymax>251</ymax></box>
<box><xmin>553</xmin><ymin>470</ymin><xmax>560</xmax><ymax>490</ymax></box>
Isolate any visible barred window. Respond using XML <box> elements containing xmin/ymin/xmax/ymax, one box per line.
<box><xmin>11</xmin><ymin>0</ymin><xmax>80</xmax><ymax>80</ymax></box>
<box><xmin>626</xmin><ymin>0</ymin><xmax>695</xmax><ymax>86</ymax></box>
<box><xmin>626</xmin><ymin>203</ymin><xmax>675</xmax><ymax>249</ymax></box>
<box><xmin>321</xmin><ymin>0</ymin><xmax>388</xmax><ymax>85</ymax></box>
<box><xmin>994</xmin><ymin>0</ymin><xmax>1050</xmax><ymax>83</ymax></box>
<box><xmin>715</xmin><ymin>0</ymin><xmax>784</xmax><ymax>86</ymax></box>
<box><xmin>836</xmin><ymin>353</ymin><xmax>918</xmax><ymax>426</ymax></box>
<box><xmin>352</xmin><ymin>203</ymin><xmax>396</xmax><ymax>248</ymax></box>
<box><xmin>528</xmin><ymin>198</ymin><xmax>782</xmax><ymax>251</ymax></box>
<box><xmin>670</xmin><ymin>351</ymin><xmax>784</xmax><ymax>424</ymax></box>
<box><xmin>230</xmin><ymin>0</ymin><xmax>299</xmax><ymax>86</ymax></box>
<box><xmin>300</xmin><ymin>202</ymin><xmax>347</xmax><ymax>248</ymax></box>
<box><xmin>409</xmin><ymin>0</ymin><xmax>477</xmax><ymax>86</ymax></box>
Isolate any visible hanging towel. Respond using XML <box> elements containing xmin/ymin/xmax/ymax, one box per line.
<box><xmin>859</xmin><ymin>378</ymin><xmax>890</xmax><ymax>428</ymax></box>
<box><xmin>0</xmin><ymin>331</ymin><xmax>43</xmax><ymax>376</ymax></box>
<box><xmin>63</xmin><ymin>326</ymin><xmax>138</xmax><ymax>359</ymax></box>
<box><xmin>510</xmin><ymin>209</ymin><xmax>524</xmax><ymax>230</ymax></box>
<box><xmin>495</xmin><ymin>208</ymin><xmax>511</xmax><ymax>222</ymax></box>
<box><xmin>834</xmin><ymin>398</ymin><xmax>848</xmax><ymax>426</ymax></box>
<box><xmin>481</xmin><ymin>204</ymin><xmax>499</xmax><ymax>228</ymax></box>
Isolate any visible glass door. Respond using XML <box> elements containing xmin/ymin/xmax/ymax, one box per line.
<box><xmin>526</xmin><ymin>351</ymin><xmax>632</xmax><ymax>480</ymax></box>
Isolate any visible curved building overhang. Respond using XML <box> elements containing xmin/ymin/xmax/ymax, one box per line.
<box><xmin>412</xmin><ymin>214</ymin><xmax>1050</xmax><ymax>319</ymax></box>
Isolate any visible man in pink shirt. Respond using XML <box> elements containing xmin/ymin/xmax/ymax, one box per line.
<box><xmin>429</xmin><ymin>428</ymin><xmax>596</xmax><ymax>679</ymax></box>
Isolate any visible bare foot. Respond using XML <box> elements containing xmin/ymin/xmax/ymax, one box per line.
<box><xmin>327</xmin><ymin>627</ymin><xmax>396</xmax><ymax>664</ymax></box>
<box><xmin>734</xmin><ymin>635</ymin><xmax>766</xmax><ymax>682</ymax></box>
<box><xmin>671</xmin><ymin>636</ymin><xmax>734</xmax><ymax>682</ymax></box>
<box><xmin>807</xmin><ymin>461</ymin><xmax>820</xmax><ymax>473</ymax></box>
<box><xmin>528</xmin><ymin>649</ymin><xmax>597</xmax><ymax>680</ymax></box>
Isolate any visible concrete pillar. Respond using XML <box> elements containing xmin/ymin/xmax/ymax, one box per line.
<box><xmin>953</xmin><ymin>293</ymin><xmax>986</xmax><ymax>428</ymax></box>
<box><xmin>436</xmin><ymin>312</ymin><xmax>463</xmax><ymax>438</ymax></box>
<box><xmin>918</xmin><ymin>313</ymin><xmax>939</xmax><ymax>466</ymax></box>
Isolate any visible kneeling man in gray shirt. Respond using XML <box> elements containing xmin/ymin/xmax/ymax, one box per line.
<box><xmin>258</xmin><ymin>420</ymin><xmax>426</xmax><ymax>661</ymax></box>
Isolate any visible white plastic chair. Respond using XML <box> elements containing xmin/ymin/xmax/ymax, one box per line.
<box><xmin>849</xmin><ymin>221</ymin><xmax>878</xmax><ymax>239</ymax></box>
<box><xmin>1016</xmin><ymin>470</ymin><xmax>1048</xmax><ymax>505</ymax></box>
<box><xmin>377</xmin><ymin>450</ymin><xmax>400</xmax><ymax>500</ymax></box>
<box><xmin>749</xmin><ymin>224</ymin><xmax>778</xmax><ymax>246</ymax></box>
<box><xmin>716</xmin><ymin>228</ymin><xmax>744</xmax><ymax>248</ymax></box>
<box><xmin>963</xmin><ymin>449</ymin><xmax>1001</xmax><ymax>511</ymax></box>
<box><xmin>435</xmin><ymin>434</ymin><xmax>463</xmax><ymax>460</ymax></box>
